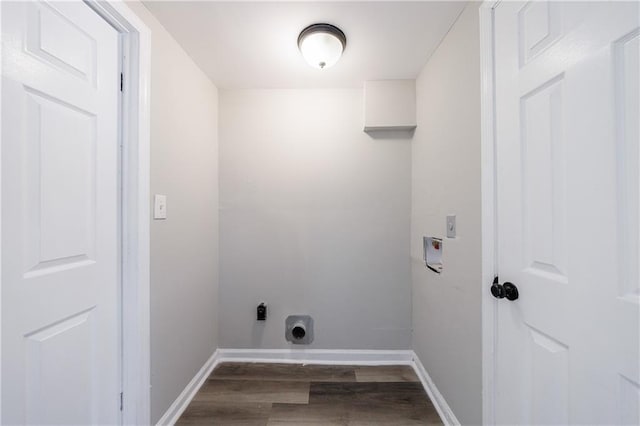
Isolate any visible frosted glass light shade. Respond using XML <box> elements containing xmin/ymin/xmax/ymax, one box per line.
<box><xmin>298</xmin><ymin>24</ymin><xmax>346</xmax><ymax>69</ymax></box>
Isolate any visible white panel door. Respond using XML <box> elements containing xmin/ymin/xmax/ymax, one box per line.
<box><xmin>494</xmin><ymin>1</ymin><xmax>639</xmax><ymax>424</ymax></box>
<box><xmin>1</xmin><ymin>1</ymin><xmax>120</xmax><ymax>424</ymax></box>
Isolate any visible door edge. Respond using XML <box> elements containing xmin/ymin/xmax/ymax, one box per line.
<box><xmin>480</xmin><ymin>2</ymin><xmax>500</xmax><ymax>425</ymax></box>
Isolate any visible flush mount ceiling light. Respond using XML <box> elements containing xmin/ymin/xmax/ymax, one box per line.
<box><xmin>297</xmin><ymin>23</ymin><xmax>346</xmax><ymax>69</ymax></box>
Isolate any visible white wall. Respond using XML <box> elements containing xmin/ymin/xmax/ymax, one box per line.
<box><xmin>411</xmin><ymin>3</ymin><xmax>482</xmax><ymax>425</ymax></box>
<box><xmin>127</xmin><ymin>3</ymin><xmax>220</xmax><ymax>423</ymax></box>
<box><xmin>218</xmin><ymin>89</ymin><xmax>412</xmax><ymax>350</ymax></box>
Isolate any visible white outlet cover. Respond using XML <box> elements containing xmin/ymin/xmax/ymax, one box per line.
<box><xmin>154</xmin><ymin>194</ymin><xmax>167</xmax><ymax>219</ymax></box>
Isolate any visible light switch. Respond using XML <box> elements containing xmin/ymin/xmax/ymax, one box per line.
<box><xmin>446</xmin><ymin>215</ymin><xmax>456</xmax><ymax>238</ymax></box>
<box><xmin>154</xmin><ymin>194</ymin><xmax>167</xmax><ymax>220</ymax></box>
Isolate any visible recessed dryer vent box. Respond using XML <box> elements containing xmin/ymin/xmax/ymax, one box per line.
<box><xmin>424</xmin><ymin>236</ymin><xmax>443</xmax><ymax>274</ymax></box>
<box><xmin>364</xmin><ymin>80</ymin><xmax>417</xmax><ymax>132</ymax></box>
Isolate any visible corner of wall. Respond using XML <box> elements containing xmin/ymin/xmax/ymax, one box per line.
<box><xmin>411</xmin><ymin>2</ymin><xmax>483</xmax><ymax>424</ymax></box>
<box><xmin>126</xmin><ymin>2</ymin><xmax>221</xmax><ymax>423</ymax></box>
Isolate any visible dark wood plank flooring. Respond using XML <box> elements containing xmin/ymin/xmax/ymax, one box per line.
<box><xmin>177</xmin><ymin>363</ymin><xmax>442</xmax><ymax>425</ymax></box>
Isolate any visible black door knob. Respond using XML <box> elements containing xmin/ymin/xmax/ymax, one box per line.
<box><xmin>490</xmin><ymin>277</ymin><xmax>519</xmax><ymax>301</ymax></box>
<box><xmin>503</xmin><ymin>282</ymin><xmax>519</xmax><ymax>301</ymax></box>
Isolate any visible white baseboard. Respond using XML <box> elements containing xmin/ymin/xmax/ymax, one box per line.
<box><xmin>156</xmin><ymin>348</ymin><xmax>458</xmax><ymax>426</ymax></box>
<box><xmin>216</xmin><ymin>348</ymin><xmax>414</xmax><ymax>365</ymax></box>
<box><xmin>411</xmin><ymin>352</ymin><xmax>460</xmax><ymax>426</ymax></box>
<box><xmin>156</xmin><ymin>350</ymin><xmax>221</xmax><ymax>426</ymax></box>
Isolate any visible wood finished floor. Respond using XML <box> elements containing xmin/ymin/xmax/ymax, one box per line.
<box><xmin>177</xmin><ymin>363</ymin><xmax>442</xmax><ymax>425</ymax></box>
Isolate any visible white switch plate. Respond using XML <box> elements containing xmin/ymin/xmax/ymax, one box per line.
<box><xmin>446</xmin><ymin>215</ymin><xmax>456</xmax><ymax>238</ymax></box>
<box><xmin>154</xmin><ymin>194</ymin><xmax>167</xmax><ymax>220</ymax></box>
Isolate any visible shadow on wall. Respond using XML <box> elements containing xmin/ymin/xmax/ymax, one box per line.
<box><xmin>365</xmin><ymin>129</ymin><xmax>416</xmax><ymax>140</ymax></box>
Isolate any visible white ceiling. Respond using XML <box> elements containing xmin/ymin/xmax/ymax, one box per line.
<box><xmin>142</xmin><ymin>1</ymin><xmax>467</xmax><ymax>89</ymax></box>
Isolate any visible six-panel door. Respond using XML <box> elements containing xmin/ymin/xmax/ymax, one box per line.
<box><xmin>1</xmin><ymin>1</ymin><xmax>120</xmax><ymax>424</ymax></box>
<box><xmin>494</xmin><ymin>1</ymin><xmax>639</xmax><ymax>424</ymax></box>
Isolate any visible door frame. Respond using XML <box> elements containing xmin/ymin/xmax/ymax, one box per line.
<box><xmin>86</xmin><ymin>2</ymin><xmax>151</xmax><ymax>424</ymax></box>
<box><xmin>0</xmin><ymin>1</ymin><xmax>151</xmax><ymax>424</ymax></box>
<box><xmin>479</xmin><ymin>1</ymin><xmax>500</xmax><ymax>425</ymax></box>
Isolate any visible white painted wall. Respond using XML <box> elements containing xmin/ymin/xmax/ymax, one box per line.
<box><xmin>218</xmin><ymin>89</ymin><xmax>412</xmax><ymax>350</ymax></box>
<box><xmin>127</xmin><ymin>3</ymin><xmax>220</xmax><ymax>423</ymax></box>
<box><xmin>364</xmin><ymin>80</ymin><xmax>417</xmax><ymax>131</ymax></box>
<box><xmin>411</xmin><ymin>3</ymin><xmax>482</xmax><ymax>425</ymax></box>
